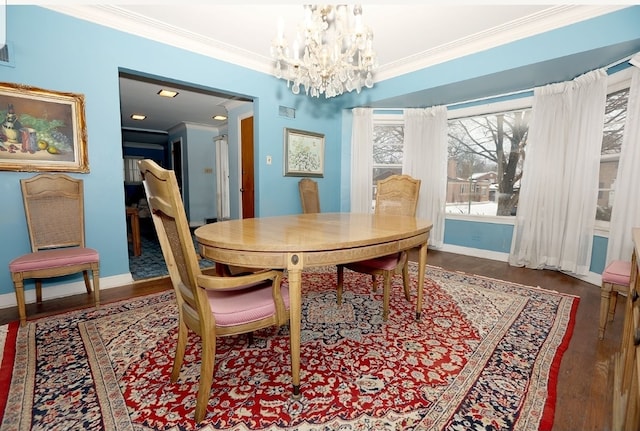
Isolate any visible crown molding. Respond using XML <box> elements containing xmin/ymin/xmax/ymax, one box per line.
<box><xmin>46</xmin><ymin>4</ymin><xmax>628</xmax><ymax>83</ymax></box>
<box><xmin>45</xmin><ymin>4</ymin><xmax>273</xmax><ymax>74</ymax></box>
<box><xmin>375</xmin><ymin>5</ymin><xmax>629</xmax><ymax>81</ymax></box>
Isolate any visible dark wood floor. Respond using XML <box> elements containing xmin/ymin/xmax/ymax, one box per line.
<box><xmin>0</xmin><ymin>249</ymin><xmax>620</xmax><ymax>431</ymax></box>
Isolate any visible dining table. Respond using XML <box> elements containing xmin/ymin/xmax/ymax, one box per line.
<box><xmin>194</xmin><ymin>212</ymin><xmax>432</xmax><ymax>398</ymax></box>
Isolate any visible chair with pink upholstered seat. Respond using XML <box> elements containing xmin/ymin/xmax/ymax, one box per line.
<box><xmin>599</xmin><ymin>259</ymin><xmax>632</xmax><ymax>340</ymax></box>
<box><xmin>337</xmin><ymin>174</ymin><xmax>421</xmax><ymax>321</ymax></box>
<box><xmin>138</xmin><ymin>159</ymin><xmax>290</xmax><ymax>423</ymax></box>
<box><xmin>9</xmin><ymin>173</ymin><xmax>100</xmax><ymax>327</ymax></box>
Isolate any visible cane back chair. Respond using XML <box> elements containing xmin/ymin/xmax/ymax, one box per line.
<box><xmin>9</xmin><ymin>173</ymin><xmax>100</xmax><ymax>326</ymax></box>
<box><xmin>337</xmin><ymin>174</ymin><xmax>421</xmax><ymax>320</ymax></box>
<box><xmin>138</xmin><ymin>159</ymin><xmax>290</xmax><ymax>423</ymax></box>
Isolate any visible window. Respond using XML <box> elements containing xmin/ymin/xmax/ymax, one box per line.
<box><xmin>369</xmin><ymin>67</ymin><xmax>631</xmax><ymax>224</ymax></box>
<box><xmin>123</xmin><ymin>156</ymin><xmax>143</xmax><ymax>184</ymax></box>
<box><xmin>373</xmin><ymin>116</ymin><xmax>404</xmax><ymax>204</ymax></box>
<box><xmin>597</xmin><ymin>85</ymin><xmax>629</xmax><ymax>223</ymax></box>
<box><xmin>447</xmin><ymin>100</ymin><xmax>531</xmax><ymax>216</ymax></box>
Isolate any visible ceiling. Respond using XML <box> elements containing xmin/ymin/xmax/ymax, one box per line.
<box><xmin>61</xmin><ymin>4</ymin><xmax>627</xmax><ymax>133</ymax></box>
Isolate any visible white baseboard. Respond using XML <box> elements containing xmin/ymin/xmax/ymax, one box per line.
<box><xmin>0</xmin><ymin>273</ymin><xmax>134</xmax><ymax>309</ymax></box>
<box><xmin>437</xmin><ymin>244</ymin><xmax>601</xmax><ymax>287</ymax></box>
<box><xmin>439</xmin><ymin>244</ymin><xmax>510</xmax><ymax>262</ymax></box>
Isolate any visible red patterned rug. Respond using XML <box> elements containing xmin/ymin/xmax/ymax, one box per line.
<box><xmin>0</xmin><ymin>263</ymin><xmax>577</xmax><ymax>431</ymax></box>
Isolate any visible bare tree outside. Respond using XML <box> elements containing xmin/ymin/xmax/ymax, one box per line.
<box><xmin>448</xmin><ymin>109</ymin><xmax>530</xmax><ymax>216</ymax></box>
<box><xmin>597</xmin><ymin>87</ymin><xmax>629</xmax><ymax>221</ymax></box>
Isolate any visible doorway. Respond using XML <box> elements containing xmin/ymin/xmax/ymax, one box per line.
<box><xmin>119</xmin><ymin>72</ymin><xmax>254</xmax><ymax>280</ymax></box>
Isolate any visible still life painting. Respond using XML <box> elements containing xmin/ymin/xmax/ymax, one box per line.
<box><xmin>0</xmin><ymin>82</ymin><xmax>89</xmax><ymax>172</ymax></box>
<box><xmin>284</xmin><ymin>127</ymin><xmax>325</xmax><ymax>177</ymax></box>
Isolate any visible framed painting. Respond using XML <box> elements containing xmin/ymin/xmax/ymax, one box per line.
<box><xmin>0</xmin><ymin>82</ymin><xmax>89</xmax><ymax>172</ymax></box>
<box><xmin>283</xmin><ymin>127</ymin><xmax>324</xmax><ymax>177</ymax></box>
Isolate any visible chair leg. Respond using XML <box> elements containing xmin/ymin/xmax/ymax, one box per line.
<box><xmin>82</xmin><ymin>270</ymin><xmax>92</xmax><ymax>294</ymax></box>
<box><xmin>171</xmin><ymin>317</ymin><xmax>188</xmax><ymax>383</ymax></box>
<box><xmin>608</xmin><ymin>291</ymin><xmax>618</xmax><ymax>322</ymax></box>
<box><xmin>401</xmin><ymin>261</ymin><xmax>411</xmax><ymax>301</ymax></box>
<box><xmin>194</xmin><ymin>332</ymin><xmax>217</xmax><ymax>423</ymax></box>
<box><xmin>337</xmin><ymin>265</ymin><xmax>344</xmax><ymax>306</ymax></box>
<box><xmin>91</xmin><ymin>266</ymin><xmax>100</xmax><ymax>308</ymax></box>
<box><xmin>599</xmin><ymin>282</ymin><xmax>613</xmax><ymax>340</ymax></box>
<box><xmin>382</xmin><ymin>271</ymin><xmax>392</xmax><ymax>321</ymax></box>
<box><xmin>35</xmin><ymin>279</ymin><xmax>42</xmax><ymax>304</ymax></box>
<box><xmin>12</xmin><ymin>276</ymin><xmax>27</xmax><ymax>327</ymax></box>
<box><xmin>371</xmin><ymin>274</ymin><xmax>378</xmax><ymax>292</ymax></box>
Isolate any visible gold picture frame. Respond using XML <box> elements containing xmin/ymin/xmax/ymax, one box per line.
<box><xmin>283</xmin><ymin>127</ymin><xmax>324</xmax><ymax>177</ymax></box>
<box><xmin>0</xmin><ymin>82</ymin><xmax>89</xmax><ymax>172</ymax></box>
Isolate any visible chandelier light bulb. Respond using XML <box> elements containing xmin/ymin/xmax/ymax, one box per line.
<box><xmin>271</xmin><ymin>4</ymin><xmax>376</xmax><ymax>98</ymax></box>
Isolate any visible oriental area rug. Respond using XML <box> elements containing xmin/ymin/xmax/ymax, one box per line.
<box><xmin>0</xmin><ymin>264</ymin><xmax>578</xmax><ymax>431</ymax></box>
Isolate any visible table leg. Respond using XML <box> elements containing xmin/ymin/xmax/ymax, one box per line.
<box><xmin>416</xmin><ymin>242</ymin><xmax>428</xmax><ymax>321</ymax></box>
<box><xmin>287</xmin><ymin>254</ymin><xmax>303</xmax><ymax>397</ymax></box>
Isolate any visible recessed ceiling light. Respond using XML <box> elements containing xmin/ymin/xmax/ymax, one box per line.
<box><xmin>131</xmin><ymin>114</ymin><xmax>146</xmax><ymax>121</ymax></box>
<box><xmin>157</xmin><ymin>89</ymin><xmax>178</xmax><ymax>98</ymax></box>
<box><xmin>213</xmin><ymin>115</ymin><xmax>227</xmax><ymax>121</ymax></box>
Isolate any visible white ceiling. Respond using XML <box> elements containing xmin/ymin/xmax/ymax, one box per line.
<box><xmin>47</xmin><ymin>4</ymin><xmax>627</xmax><ymax>133</ymax></box>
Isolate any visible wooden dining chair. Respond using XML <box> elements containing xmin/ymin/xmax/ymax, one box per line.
<box><xmin>138</xmin><ymin>159</ymin><xmax>290</xmax><ymax>423</ymax></box>
<box><xmin>8</xmin><ymin>173</ymin><xmax>100</xmax><ymax>327</ymax></box>
<box><xmin>298</xmin><ymin>178</ymin><xmax>320</xmax><ymax>213</ymax></box>
<box><xmin>599</xmin><ymin>259</ymin><xmax>631</xmax><ymax>339</ymax></box>
<box><xmin>337</xmin><ymin>174</ymin><xmax>421</xmax><ymax>320</ymax></box>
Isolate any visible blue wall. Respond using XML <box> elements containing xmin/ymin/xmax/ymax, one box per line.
<box><xmin>0</xmin><ymin>6</ymin><xmax>344</xmax><ymax>297</ymax></box>
<box><xmin>1</xmin><ymin>6</ymin><xmax>639</xmax><ymax>300</ymax></box>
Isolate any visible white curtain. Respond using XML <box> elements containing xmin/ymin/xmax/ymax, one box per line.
<box><xmin>215</xmin><ymin>136</ymin><xmax>230</xmax><ymax>220</ymax></box>
<box><xmin>403</xmin><ymin>107</ymin><xmax>448</xmax><ymax>247</ymax></box>
<box><xmin>606</xmin><ymin>58</ymin><xmax>640</xmax><ymax>264</ymax></box>
<box><xmin>350</xmin><ymin>108</ymin><xmax>374</xmax><ymax>213</ymax></box>
<box><xmin>510</xmin><ymin>69</ymin><xmax>608</xmax><ymax>275</ymax></box>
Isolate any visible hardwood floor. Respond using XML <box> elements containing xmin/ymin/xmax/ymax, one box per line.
<box><xmin>0</xmin><ymin>250</ymin><xmax>620</xmax><ymax>431</ymax></box>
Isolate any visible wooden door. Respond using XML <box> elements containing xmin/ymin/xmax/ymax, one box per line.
<box><xmin>241</xmin><ymin>116</ymin><xmax>255</xmax><ymax>218</ymax></box>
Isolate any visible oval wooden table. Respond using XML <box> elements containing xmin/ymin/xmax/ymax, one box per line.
<box><xmin>195</xmin><ymin>212</ymin><xmax>432</xmax><ymax>397</ymax></box>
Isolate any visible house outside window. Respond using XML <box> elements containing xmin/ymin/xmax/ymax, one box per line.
<box><xmin>447</xmin><ymin>99</ymin><xmax>531</xmax><ymax>217</ymax></box>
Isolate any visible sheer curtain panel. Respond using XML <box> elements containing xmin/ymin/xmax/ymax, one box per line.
<box><xmin>350</xmin><ymin>108</ymin><xmax>374</xmax><ymax>213</ymax></box>
<box><xmin>510</xmin><ymin>69</ymin><xmax>608</xmax><ymax>275</ymax></box>
<box><xmin>606</xmin><ymin>59</ymin><xmax>640</xmax><ymax>264</ymax></box>
<box><xmin>403</xmin><ymin>107</ymin><xmax>448</xmax><ymax>247</ymax></box>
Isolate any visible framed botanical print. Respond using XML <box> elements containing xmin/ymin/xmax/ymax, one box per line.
<box><xmin>283</xmin><ymin>127</ymin><xmax>324</xmax><ymax>177</ymax></box>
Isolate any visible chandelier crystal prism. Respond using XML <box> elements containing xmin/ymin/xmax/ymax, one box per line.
<box><xmin>270</xmin><ymin>4</ymin><xmax>377</xmax><ymax>98</ymax></box>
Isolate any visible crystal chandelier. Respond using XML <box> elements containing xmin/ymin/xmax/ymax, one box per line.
<box><xmin>271</xmin><ymin>4</ymin><xmax>377</xmax><ymax>98</ymax></box>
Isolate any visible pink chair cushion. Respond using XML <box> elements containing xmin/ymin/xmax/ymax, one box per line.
<box><xmin>207</xmin><ymin>282</ymin><xmax>290</xmax><ymax>327</ymax></box>
<box><xmin>353</xmin><ymin>252</ymin><xmax>402</xmax><ymax>271</ymax></box>
<box><xmin>9</xmin><ymin>247</ymin><xmax>99</xmax><ymax>272</ymax></box>
<box><xmin>602</xmin><ymin>260</ymin><xmax>631</xmax><ymax>286</ymax></box>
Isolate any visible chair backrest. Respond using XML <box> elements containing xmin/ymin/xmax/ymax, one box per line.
<box><xmin>20</xmin><ymin>173</ymin><xmax>86</xmax><ymax>252</ymax></box>
<box><xmin>138</xmin><ymin>159</ymin><xmax>211</xmax><ymax>329</ymax></box>
<box><xmin>298</xmin><ymin>178</ymin><xmax>320</xmax><ymax>214</ymax></box>
<box><xmin>374</xmin><ymin>174</ymin><xmax>421</xmax><ymax>216</ymax></box>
